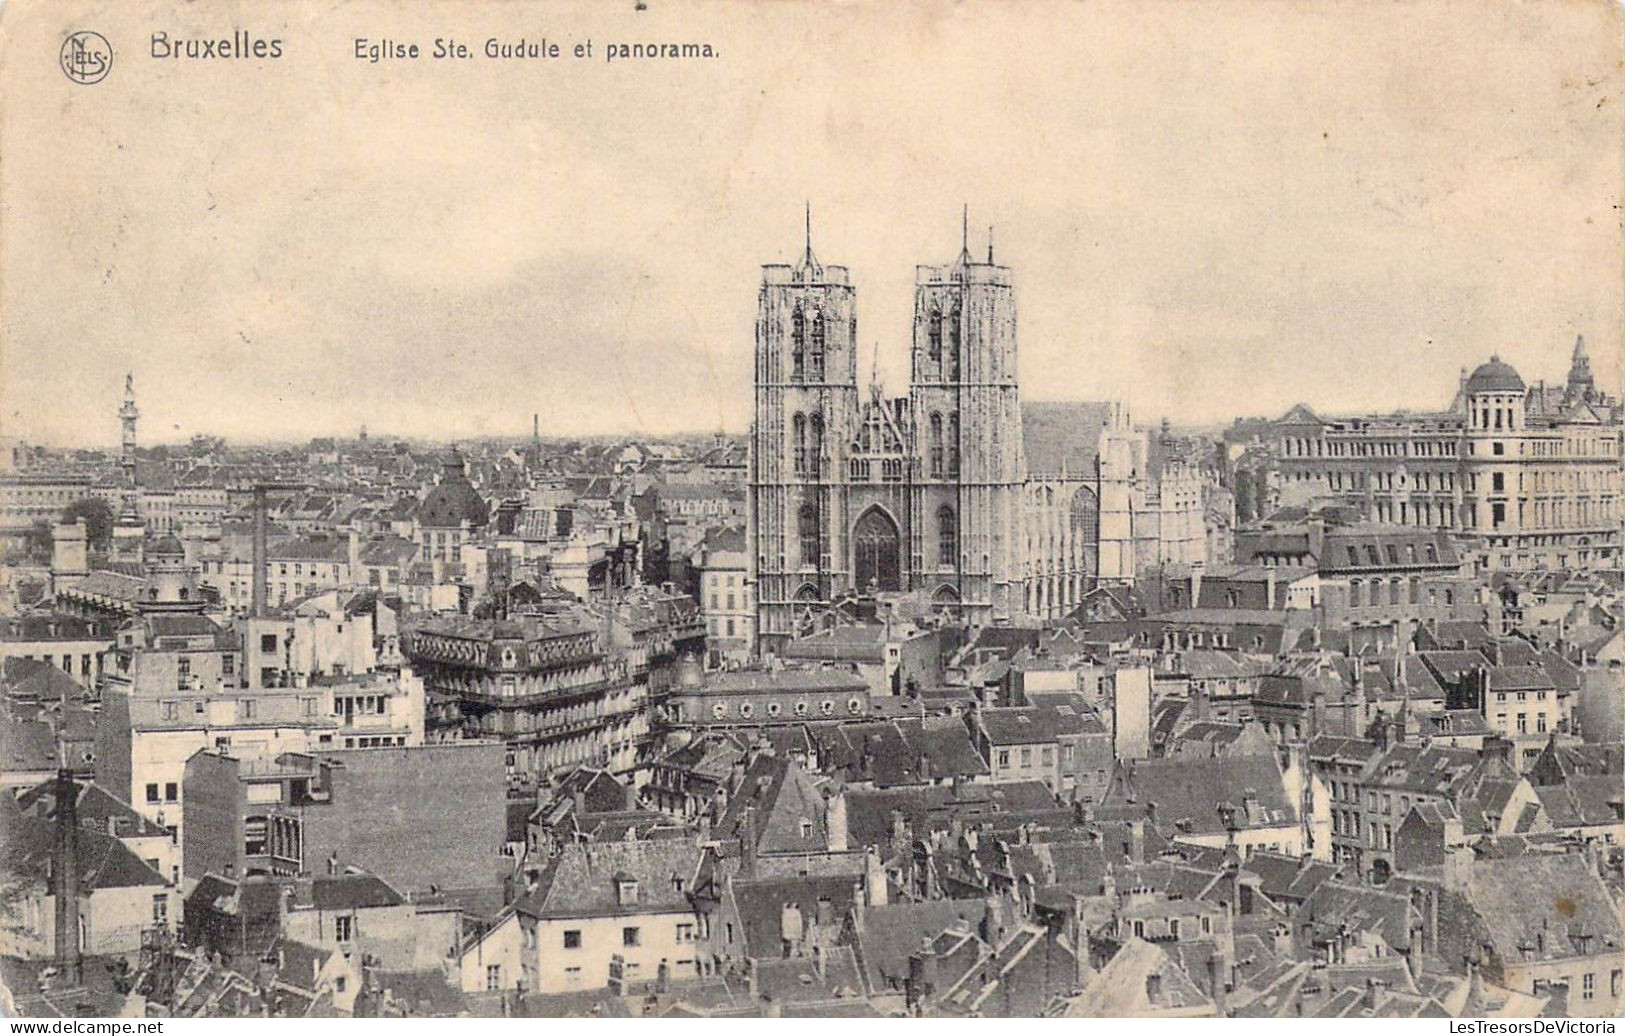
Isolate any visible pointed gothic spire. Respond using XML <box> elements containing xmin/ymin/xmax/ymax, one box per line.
<box><xmin>795</xmin><ymin>201</ymin><xmax>821</xmax><ymax>278</ymax></box>
<box><xmin>1573</xmin><ymin>333</ymin><xmax>1588</xmax><ymax>363</ymax></box>
<box><xmin>987</xmin><ymin>225</ymin><xmax>995</xmax><ymax>264</ymax></box>
<box><xmin>953</xmin><ymin>204</ymin><xmax>973</xmax><ymax>271</ymax></box>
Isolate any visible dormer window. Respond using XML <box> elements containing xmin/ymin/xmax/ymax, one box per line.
<box><xmin>616</xmin><ymin>878</ymin><xmax>639</xmax><ymax>906</ymax></box>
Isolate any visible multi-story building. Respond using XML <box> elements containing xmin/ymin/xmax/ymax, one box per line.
<box><xmin>698</xmin><ymin>526</ymin><xmax>753</xmax><ymax>664</ymax></box>
<box><xmin>415</xmin><ymin>450</ymin><xmax>490</xmax><ymax>569</ymax></box>
<box><xmin>0</xmin><ymin>474</ymin><xmax>96</xmax><ymax>549</ymax></box>
<box><xmin>1237</xmin><ymin>519</ymin><xmax>1475</xmax><ymax>645</ymax></box>
<box><xmin>0</xmin><ymin>613</ymin><xmax>116</xmax><ymax>688</ymax></box>
<box><xmin>971</xmin><ymin>703</ymin><xmax>1112</xmax><ymax>801</ymax></box>
<box><xmin>243</xmin><ymin>592</ymin><xmax>379</xmax><ymax>689</ymax></box>
<box><xmin>1245</xmin><ymin>342</ymin><xmax>1621</xmax><ymax>573</ymax></box>
<box><xmin>182</xmin><ymin>743</ymin><xmax>506</xmax><ymax>894</ymax></box>
<box><xmin>199</xmin><ymin>535</ymin><xmax>355</xmax><ymax>614</ymax></box>
<box><xmin>1347</xmin><ymin>740</ymin><xmax>1541</xmax><ymax>884</ymax></box>
<box><xmin>404</xmin><ymin>612</ymin><xmax>647</xmax><ymax>781</ymax></box>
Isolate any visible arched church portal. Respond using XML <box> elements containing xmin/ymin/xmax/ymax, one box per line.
<box><xmin>852</xmin><ymin>507</ymin><xmax>902</xmax><ymax>593</ymax></box>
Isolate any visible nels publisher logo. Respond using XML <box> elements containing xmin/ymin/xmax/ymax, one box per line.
<box><xmin>60</xmin><ymin>31</ymin><xmax>113</xmax><ymax>84</ymax></box>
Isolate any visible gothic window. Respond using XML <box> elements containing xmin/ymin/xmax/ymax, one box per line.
<box><xmin>853</xmin><ymin>507</ymin><xmax>901</xmax><ymax>592</ymax></box>
<box><xmin>791</xmin><ymin>309</ymin><xmax>806</xmax><ymax>379</ymax></box>
<box><xmin>944</xmin><ymin>301</ymin><xmax>962</xmax><ymax>380</ymax></box>
<box><xmin>1070</xmin><ymin>487</ymin><xmax>1099</xmax><ymax>545</ymax></box>
<box><xmin>930</xmin><ymin>413</ymin><xmax>944</xmax><ymax>477</ymax></box>
<box><xmin>807</xmin><ymin>310</ymin><xmax>825</xmax><ymax>379</ymax></box>
<box><xmin>938</xmin><ymin>505</ymin><xmax>957</xmax><ymax>567</ymax></box>
<box><xmin>927</xmin><ymin>308</ymin><xmax>943</xmax><ymax>364</ymax></box>
<box><xmin>798</xmin><ymin>505</ymin><xmax>820</xmax><ymax>567</ymax></box>
<box><xmin>947</xmin><ymin>414</ymin><xmax>961</xmax><ymax>476</ymax></box>
<box><xmin>793</xmin><ymin>414</ymin><xmax>807</xmax><ymax>475</ymax></box>
<box><xmin>809</xmin><ymin>413</ymin><xmax>824</xmax><ymax>475</ymax></box>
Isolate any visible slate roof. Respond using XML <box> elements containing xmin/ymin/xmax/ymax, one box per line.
<box><xmin>1530</xmin><ymin>777</ymin><xmax>1625</xmax><ymax>830</ymax></box>
<box><xmin>1300</xmin><ymin>881</ymin><xmax>1414</xmax><ymax>951</ymax></box>
<box><xmin>1105</xmin><ymin>754</ymin><xmax>1297</xmax><ymax>836</ymax></box>
<box><xmin>702</xmin><ymin>669</ymin><xmax>869</xmax><ymax>695</ymax></box>
<box><xmin>979</xmin><ymin>704</ymin><xmax>1100</xmax><ymax>745</ymax></box>
<box><xmin>1</xmin><ymin>719</ymin><xmax>59</xmax><ymax>775</ymax></box>
<box><xmin>14</xmin><ymin>778</ymin><xmax>169</xmax><ymax>840</ymax></box>
<box><xmin>712</xmin><ymin>754</ymin><xmax>830</xmax><ymax>855</ymax></box>
<box><xmin>0</xmin><ymin>795</ymin><xmax>167</xmax><ymax>890</ymax></box>
<box><xmin>844</xmin><ymin>782</ymin><xmax>1066</xmax><ymax>850</ymax></box>
<box><xmin>729</xmin><ymin>875</ymin><xmax>860</xmax><ymax>958</ymax></box>
<box><xmin>2</xmin><ymin>658</ymin><xmax>94</xmax><ymax>707</ymax></box>
<box><xmin>811</xmin><ymin>717</ymin><xmax>989</xmax><ymax>787</ymax></box>
<box><xmin>304</xmin><ymin>873</ymin><xmax>406</xmax><ymax>911</ymax></box>
<box><xmin>68</xmin><ymin>570</ymin><xmax>148</xmax><ymax>603</ymax></box>
<box><xmin>516</xmin><ymin>839</ymin><xmax>703</xmax><ymax>920</ymax></box>
<box><xmin>1465</xmin><ymin>852</ymin><xmax>1625</xmax><ymax>965</ymax></box>
<box><xmin>1485</xmin><ymin>666</ymin><xmax>1556</xmax><ymax>692</ymax></box>
<box><xmin>1020</xmin><ymin>401</ymin><xmax>1117</xmax><ymax>477</ymax></box>
<box><xmin>1062</xmin><ymin>938</ymin><xmax>1214</xmax><ymax>1016</ymax></box>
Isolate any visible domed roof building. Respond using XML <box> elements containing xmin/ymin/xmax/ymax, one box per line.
<box><xmin>139</xmin><ymin>532</ymin><xmax>204</xmax><ymax>614</ymax></box>
<box><xmin>1463</xmin><ymin>355</ymin><xmax>1527</xmax><ymax>396</ymax></box>
<box><xmin>420</xmin><ymin>450</ymin><xmax>490</xmax><ymax>530</ymax></box>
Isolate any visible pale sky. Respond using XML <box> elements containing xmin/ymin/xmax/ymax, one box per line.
<box><xmin>2</xmin><ymin>0</ymin><xmax>1620</xmax><ymax>445</ymax></box>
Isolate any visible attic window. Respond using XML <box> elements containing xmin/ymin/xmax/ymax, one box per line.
<box><xmin>616</xmin><ymin>879</ymin><xmax>639</xmax><ymax>906</ymax></box>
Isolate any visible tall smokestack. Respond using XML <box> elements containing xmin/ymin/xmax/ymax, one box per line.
<box><xmin>252</xmin><ymin>485</ymin><xmax>268</xmax><ymax>618</ymax></box>
<box><xmin>53</xmin><ymin>768</ymin><xmax>82</xmax><ymax>985</ymax></box>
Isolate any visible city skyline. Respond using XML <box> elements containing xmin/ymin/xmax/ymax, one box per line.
<box><xmin>8</xmin><ymin>328</ymin><xmax>1614</xmax><ymax>452</ymax></box>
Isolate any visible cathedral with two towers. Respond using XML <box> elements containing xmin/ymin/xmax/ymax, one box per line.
<box><xmin>747</xmin><ymin>214</ymin><xmax>1215</xmax><ymax>651</ymax></box>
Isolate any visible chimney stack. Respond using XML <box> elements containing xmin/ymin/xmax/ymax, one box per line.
<box><xmin>52</xmin><ymin>769</ymin><xmax>82</xmax><ymax>985</ymax></box>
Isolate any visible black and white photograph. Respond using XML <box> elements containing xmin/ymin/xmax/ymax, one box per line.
<box><xmin>0</xmin><ymin>0</ymin><xmax>1621</xmax><ymax>1023</ymax></box>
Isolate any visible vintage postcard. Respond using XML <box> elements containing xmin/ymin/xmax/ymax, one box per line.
<box><xmin>0</xmin><ymin>0</ymin><xmax>1622</xmax><ymax>1023</ymax></box>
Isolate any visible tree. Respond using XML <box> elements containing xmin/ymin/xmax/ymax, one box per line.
<box><xmin>61</xmin><ymin>497</ymin><xmax>114</xmax><ymax>549</ymax></box>
<box><xmin>22</xmin><ymin>520</ymin><xmax>52</xmax><ymax>559</ymax></box>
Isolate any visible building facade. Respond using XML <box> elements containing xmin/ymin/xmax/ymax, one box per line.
<box><xmin>1252</xmin><ymin>343</ymin><xmax>1621</xmax><ymax>573</ymax></box>
<box><xmin>749</xmin><ymin>225</ymin><xmax>1026</xmax><ymax>650</ymax></box>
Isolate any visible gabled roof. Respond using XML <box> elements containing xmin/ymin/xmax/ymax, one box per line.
<box><xmin>1302</xmin><ymin>881</ymin><xmax>1415</xmax><ymax>952</ymax></box>
<box><xmin>1021</xmin><ymin>401</ymin><xmax>1117</xmax><ymax>477</ymax></box>
<box><xmin>0</xmin><ymin>796</ymin><xmax>168</xmax><ymax>890</ymax></box>
<box><xmin>515</xmin><ymin>839</ymin><xmax>703</xmax><ymax>920</ymax></box>
<box><xmin>728</xmin><ymin>874</ymin><xmax>860</xmax><ymax>958</ymax></box>
<box><xmin>849</xmin><ymin>899</ymin><xmax>988</xmax><ymax>993</ymax></box>
<box><xmin>712</xmin><ymin>755</ymin><xmax>830</xmax><ymax>855</ymax></box>
<box><xmin>302</xmin><ymin>873</ymin><xmax>406</xmax><ymax>912</ymax></box>
<box><xmin>1104</xmin><ymin>754</ymin><xmax>1296</xmax><ymax>836</ymax></box>
<box><xmin>1464</xmin><ymin>852</ymin><xmax>1624</xmax><ymax>966</ymax></box>
<box><xmin>1062</xmin><ymin>938</ymin><xmax>1214</xmax><ymax>1016</ymax></box>
<box><xmin>14</xmin><ymin>778</ymin><xmax>168</xmax><ymax>839</ymax></box>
